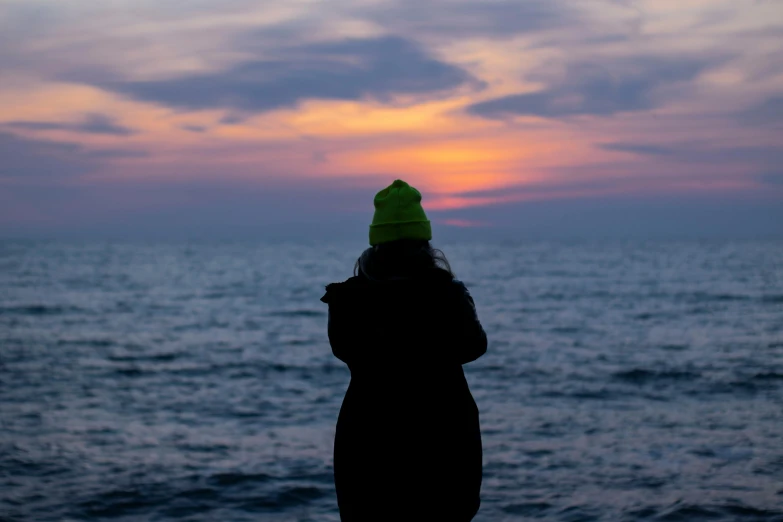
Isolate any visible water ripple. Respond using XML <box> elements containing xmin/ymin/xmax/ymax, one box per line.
<box><xmin>1</xmin><ymin>240</ymin><xmax>781</xmax><ymax>521</ymax></box>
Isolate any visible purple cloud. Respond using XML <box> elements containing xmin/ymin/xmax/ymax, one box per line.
<box><xmin>468</xmin><ymin>57</ymin><xmax>718</xmax><ymax>118</ymax></box>
<box><xmin>89</xmin><ymin>36</ymin><xmax>477</xmax><ymax>113</ymax></box>
<box><xmin>6</xmin><ymin>113</ymin><xmax>135</xmax><ymax>136</ymax></box>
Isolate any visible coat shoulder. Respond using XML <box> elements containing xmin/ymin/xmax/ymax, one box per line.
<box><xmin>320</xmin><ymin>276</ymin><xmax>364</xmax><ymax>304</ymax></box>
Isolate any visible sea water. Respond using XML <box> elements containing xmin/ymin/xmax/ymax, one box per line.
<box><xmin>1</xmin><ymin>240</ymin><xmax>782</xmax><ymax>521</ymax></box>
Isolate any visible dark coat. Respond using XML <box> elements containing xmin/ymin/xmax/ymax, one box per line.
<box><xmin>321</xmin><ymin>268</ymin><xmax>487</xmax><ymax>521</ymax></box>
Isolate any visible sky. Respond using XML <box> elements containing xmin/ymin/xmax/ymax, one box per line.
<box><xmin>0</xmin><ymin>0</ymin><xmax>781</xmax><ymax>239</ymax></box>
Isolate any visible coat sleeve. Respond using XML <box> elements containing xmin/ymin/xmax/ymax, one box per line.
<box><xmin>321</xmin><ymin>285</ymin><xmax>357</xmax><ymax>365</ymax></box>
<box><xmin>449</xmin><ymin>281</ymin><xmax>488</xmax><ymax>365</ymax></box>
<box><xmin>326</xmin><ymin>305</ymin><xmax>354</xmax><ymax>364</ymax></box>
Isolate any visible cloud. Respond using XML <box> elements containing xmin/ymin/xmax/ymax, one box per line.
<box><xmin>453</xmin><ymin>178</ymin><xmax>622</xmax><ymax>200</ymax></box>
<box><xmin>181</xmin><ymin>124</ymin><xmax>207</xmax><ymax>133</ymax></box>
<box><xmin>598</xmin><ymin>142</ymin><xmax>783</xmax><ymax>166</ymax></box>
<box><xmin>468</xmin><ymin>57</ymin><xmax>714</xmax><ymax>119</ymax></box>
<box><xmin>85</xmin><ymin>148</ymin><xmax>148</xmax><ymax>159</ymax></box>
<box><xmin>0</xmin><ymin>131</ymin><xmax>88</xmax><ymax>178</ymax></box>
<box><xmin>758</xmin><ymin>172</ymin><xmax>783</xmax><ymax>185</ymax></box>
<box><xmin>739</xmin><ymin>95</ymin><xmax>783</xmax><ymax>126</ymax></box>
<box><xmin>6</xmin><ymin>113</ymin><xmax>135</xmax><ymax>135</ymax></box>
<box><xmin>92</xmin><ymin>36</ymin><xmax>477</xmax><ymax>112</ymax></box>
<box><xmin>0</xmin><ymin>131</ymin><xmax>141</xmax><ymax>179</ymax></box>
<box><xmin>359</xmin><ymin>0</ymin><xmax>573</xmax><ymax>38</ymax></box>
<box><xmin>0</xmin><ymin>176</ymin><xmax>379</xmax><ymax>239</ymax></box>
<box><xmin>597</xmin><ymin>142</ymin><xmax>679</xmax><ymax>156</ymax></box>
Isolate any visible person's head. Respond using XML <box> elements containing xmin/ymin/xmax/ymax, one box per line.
<box><xmin>354</xmin><ymin>239</ymin><xmax>453</xmax><ymax>279</ymax></box>
<box><xmin>354</xmin><ymin>180</ymin><xmax>453</xmax><ymax>279</ymax></box>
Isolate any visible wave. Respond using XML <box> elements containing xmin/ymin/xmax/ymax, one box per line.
<box><xmin>720</xmin><ymin>372</ymin><xmax>783</xmax><ymax>393</ymax></box>
<box><xmin>207</xmin><ymin>472</ymin><xmax>273</xmax><ymax>487</ymax></box>
<box><xmin>76</xmin><ymin>486</ymin><xmax>165</xmax><ymax>518</ymax></box>
<box><xmin>266</xmin><ymin>309</ymin><xmax>325</xmax><ymax>317</ymax></box>
<box><xmin>114</xmin><ymin>367</ymin><xmax>144</xmax><ymax>377</ymax></box>
<box><xmin>108</xmin><ymin>352</ymin><xmax>180</xmax><ymax>362</ymax></box>
<box><xmin>692</xmin><ymin>372</ymin><xmax>783</xmax><ymax>395</ymax></box>
<box><xmin>673</xmin><ymin>292</ymin><xmax>783</xmax><ymax>305</ymax></box>
<box><xmin>0</xmin><ymin>304</ymin><xmax>82</xmax><ymax>316</ymax></box>
<box><xmin>502</xmin><ymin>501</ymin><xmax>552</xmax><ymax>515</ymax></box>
<box><xmin>239</xmin><ymin>486</ymin><xmax>327</xmax><ymax>511</ymax></box>
<box><xmin>659</xmin><ymin>343</ymin><xmax>689</xmax><ymax>351</ymax></box>
<box><xmin>69</xmin><ymin>474</ymin><xmax>331</xmax><ymax>519</ymax></box>
<box><xmin>612</xmin><ymin>368</ymin><xmax>701</xmax><ymax>384</ymax></box>
<box><xmin>749</xmin><ymin>371</ymin><xmax>783</xmax><ymax>381</ymax></box>
<box><xmin>57</xmin><ymin>338</ymin><xmax>115</xmax><ymax>347</ymax></box>
<box><xmin>539</xmin><ymin>388</ymin><xmax>618</xmax><ymax>400</ymax></box>
<box><xmin>649</xmin><ymin>501</ymin><xmax>780</xmax><ymax>521</ymax></box>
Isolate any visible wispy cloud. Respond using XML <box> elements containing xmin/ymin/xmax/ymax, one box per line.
<box><xmin>468</xmin><ymin>56</ymin><xmax>718</xmax><ymax>119</ymax></box>
<box><xmin>6</xmin><ymin>113</ymin><xmax>135</xmax><ymax>136</ymax></box>
<box><xmin>0</xmin><ymin>131</ymin><xmax>87</xmax><ymax>179</ymax></box>
<box><xmin>598</xmin><ymin>142</ymin><xmax>783</xmax><ymax>168</ymax></box>
<box><xmin>758</xmin><ymin>172</ymin><xmax>783</xmax><ymax>186</ymax></box>
<box><xmin>180</xmin><ymin>124</ymin><xmax>208</xmax><ymax>133</ymax></box>
<box><xmin>358</xmin><ymin>0</ymin><xmax>574</xmax><ymax>38</ymax></box>
<box><xmin>90</xmin><ymin>36</ymin><xmax>478</xmax><ymax>113</ymax></box>
<box><xmin>0</xmin><ymin>131</ymin><xmax>143</xmax><ymax>179</ymax></box>
<box><xmin>739</xmin><ymin>95</ymin><xmax>783</xmax><ymax>127</ymax></box>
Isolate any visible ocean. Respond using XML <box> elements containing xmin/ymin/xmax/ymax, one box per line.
<box><xmin>1</xmin><ymin>240</ymin><xmax>782</xmax><ymax>521</ymax></box>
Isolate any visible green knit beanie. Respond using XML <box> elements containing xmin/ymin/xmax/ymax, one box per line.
<box><xmin>369</xmin><ymin>179</ymin><xmax>432</xmax><ymax>246</ymax></box>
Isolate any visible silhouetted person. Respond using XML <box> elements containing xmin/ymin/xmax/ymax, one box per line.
<box><xmin>321</xmin><ymin>180</ymin><xmax>487</xmax><ymax>521</ymax></box>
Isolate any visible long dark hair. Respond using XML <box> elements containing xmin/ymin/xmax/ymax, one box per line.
<box><xmin>354</xmin><ymin>239</ymin><xmax>454</xmax><ymax>280</ymax></box>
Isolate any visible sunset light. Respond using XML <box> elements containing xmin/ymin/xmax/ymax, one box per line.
<box><xmin>0</xmin><ymin>0</ymin><xmax>780</xmax><ymax>237</ymax></box>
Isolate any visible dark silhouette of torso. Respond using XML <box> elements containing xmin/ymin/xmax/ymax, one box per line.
<box><xmin>321</xmin><ymin>268</ymin><xmax>487</xmax><ymax>521</ymax></box>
